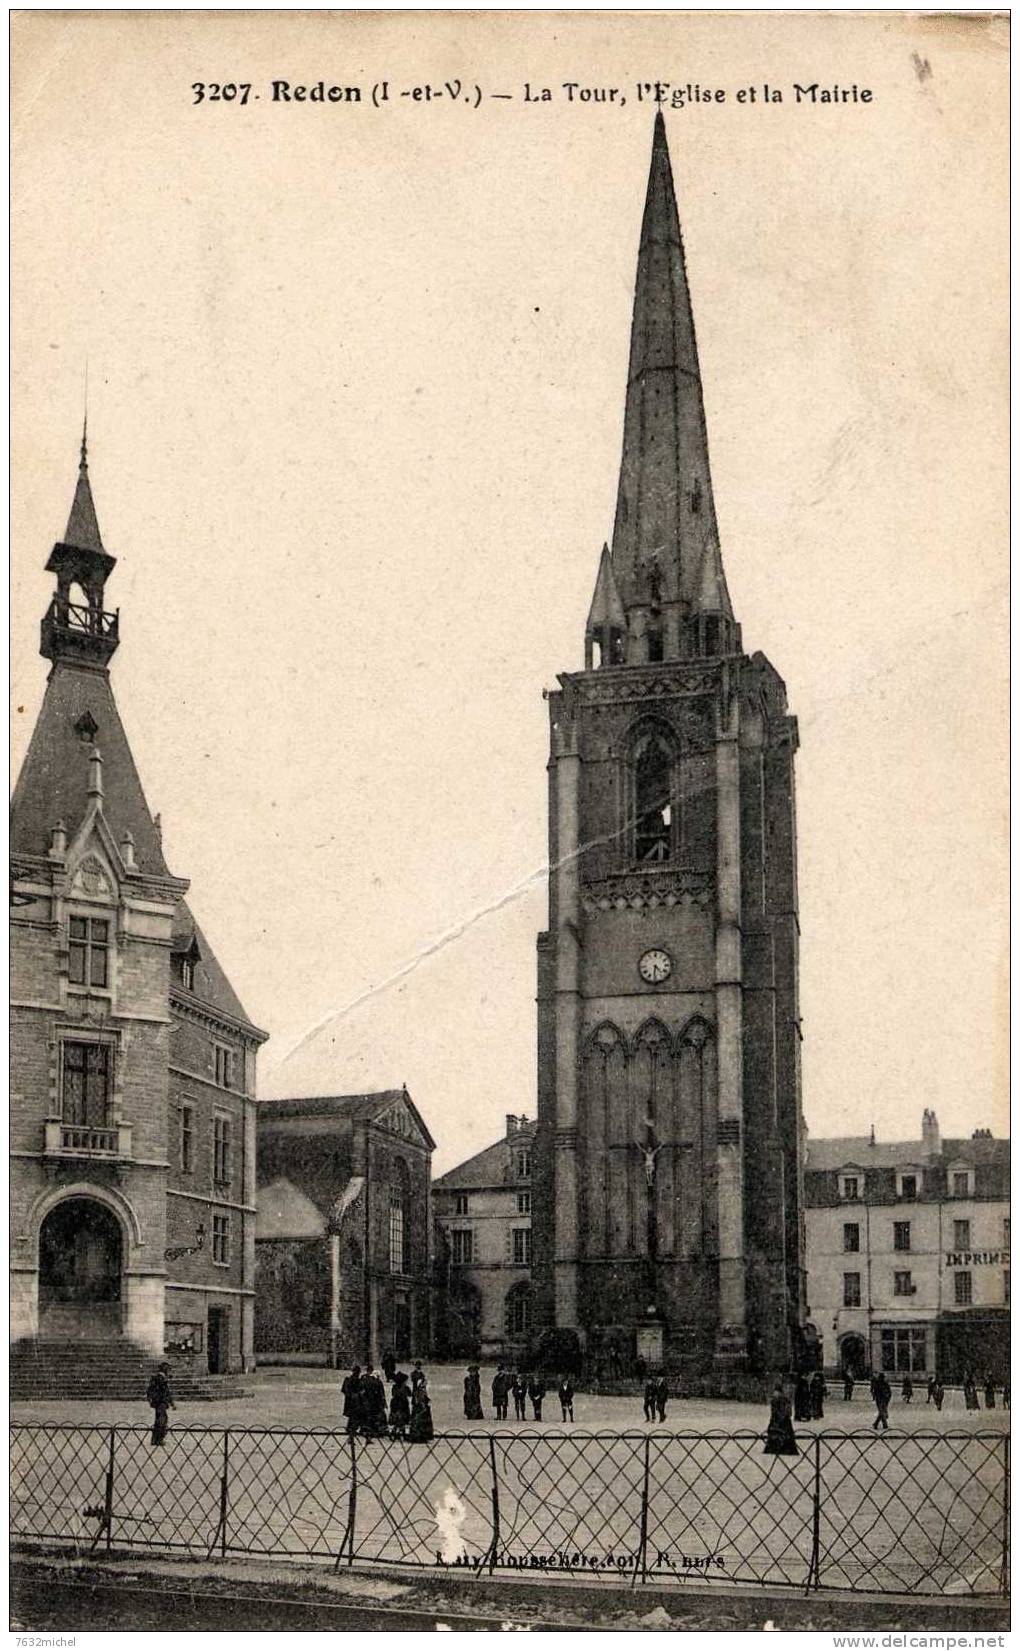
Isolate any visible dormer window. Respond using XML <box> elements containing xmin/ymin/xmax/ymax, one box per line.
<box><xmin>516</xmin><ymin>1149</ymin><xmax>531</xmax><ymax>1180</ymax></box>
<box><xmin>840</xmin><ymin>1173</ymin><xmax>861</xmax><ymax>1201</ymax></box>
<box><xmin>181</xmin><ymin>958</ymin><xmax>195</xmax><ymax>991</ymax></box>
<box><xmin>897</xmin><ymin>1170</ymin><xmax>921</xmax><ymax>1200</ymax></box>
<box><xmin>949</xmin><ymin>1165</ymin><xmax>974</xmax><ymax>1198</ymax></box>
<box><xmin>68</xmin><ymin>915</ymin><xmax>109</xmax><ymax>988</ymax></box>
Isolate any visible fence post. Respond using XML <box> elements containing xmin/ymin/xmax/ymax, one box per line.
<box><xmin>91</xmin><ymin>1427</ymin><xmax>116</xmax><ymax>1554</ymax></box>
<box><xmin>632</xmin><ymin>1436</ymin><xmax>651</xmax><ymax>1590</ymax></box>
<box><xmin>487</xmin><ymin>1437</ymin><xmax>501</xmax><ymax>1574</ymax></box>
<box><xmin>1000</xmin><ymin>1436</ymin><xmax>1010</xmax><ymax>1597</ymax></box>
<box><xmin>805</xmin><ymin>1433</ymin><xmax>822</xmax><ymax>1593</ymax></box>
<box><xmin>220</xmin><ymin>1431</ymin><xmax>230</xmax><ymax>1557</ymax></box>
<box><xmin>335</xmin><ymin>1431</ymin><xmax>358</xmax><ymax>1571</ymax></box>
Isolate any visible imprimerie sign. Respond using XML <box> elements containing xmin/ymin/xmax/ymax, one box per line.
<box><xmin>944</xmin><ymin>1250</ymin><xmax>1010</xmax><ymax>1268</ymax></box>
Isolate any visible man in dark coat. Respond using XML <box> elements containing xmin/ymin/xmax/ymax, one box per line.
<box><xmin>147</xmin><ymin>1363</ymin><xmax>175</xmax><ymax>1447</ymax></box>
<box><xmin>389</xmin><ymin>1372</ymin><xmax>411</xmax><ymax>1437</ymax></box>
<box><xmin>491</xmin><ymin>1365</ymin><xmax>510</xmax><ymax>1421</ymax></box>
<box><xmin>984</xmin><ymin>1375</ymin><xmax>996</xmax><ymax>1409</ymax></box>
<box><xmin>558</xmin><ymin>1377</ymin><xmax>574</xmax><ymax>1422</ymax></box>
<box><xmin>901</xmin><ymin>1375</ymin><xmax>913</xmax><ymax>1404</ymax></box>
<box><xmin>926</xmin><ymin>1373</ymin><xmax>937</xmax><ymax>1405</ymax></box>
<box><xmin>643</xmin><ymin>1378</ymin><xmax>657</xmax><ymax>1423</ymax></box>
<box><xmin>341</xmin><ymin>1364</ymin><xmax>363</xmax><ymax>1434</ymax></box>
<box><xmin>528</xmin><ymin>1375</ymin><xmax>546</xmax><ymax>1420</ymax></box>
<box><xmin>871</xmin><ymin>1371</ymin><xmax>891</xmax><ymax>1431</ymax></box>
<box><xmin>809</xmin><ymin>1370</ymin><xmax>825</xmax><ymax>1420</ymax></box>
<box><xmin>512</xmin><ymin>1371</ymin><xmax>528</xmax><ymax>1421</ymax></box>
<box><xmin>843</xmin><ymin>1370</ymin><xmax>855</xmax><ymax>1402</ymax></box>
<box><xmin>654</xmin><ymin>1374</ymin><xmax>669</xmax><ymax>1424</ymax></box>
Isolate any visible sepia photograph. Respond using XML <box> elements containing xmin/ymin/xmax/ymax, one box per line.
<box><xmin>9</xmin><ymin>8</ymin><xmax>1009</xmax><ymax>1637</ymax></box>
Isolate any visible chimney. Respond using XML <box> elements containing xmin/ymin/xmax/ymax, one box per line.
<box><xmin>922</xmin><ymin>1108</ymin><xmax>941</xmax><ymax>1159</ymax></box>
<box><xmin>506</xmin><ymin>1115</ymin><xmax>518</xmax><ymax>1140</ymax></box>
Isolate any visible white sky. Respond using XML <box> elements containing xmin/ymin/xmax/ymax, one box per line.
<box><xmin>11</xmin><ymin>13</ymin><xmax>1008</xmax><ymax>1174</ymax></box>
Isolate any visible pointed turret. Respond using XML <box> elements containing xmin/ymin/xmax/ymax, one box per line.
<box><xmin>584</xmin><ymin>543</ymin><xmax>627</xmax><ymax>668</ymax></box>
<box><xmin>63</xmin><ymin>420</ymin><xmax>106</xmax><ymax>554</ymax></box>
<box><xmin>40</xmin><ymin>425</ymin><xmax>119</xmax><ymax>670</ymax></box>
<box><xmin>607</xmin><ymin>112</ymin><xmax>737</xmax><ymax>661</ymax></box>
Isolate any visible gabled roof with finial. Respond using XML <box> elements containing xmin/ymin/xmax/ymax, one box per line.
<box><xmin>610</xmin><ymin>113</ymin><xmax>727</xmax><ymax>619</ymax></box>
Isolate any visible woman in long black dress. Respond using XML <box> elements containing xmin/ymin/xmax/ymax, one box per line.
<box><xmin>389</xmin><ymin>1371</ymin><xmax>411</xmax><ymax>1438</ymax></box>
<box><xmin>793</xmin><ymin>1372</ymin><xmax>812</xmax><ymax>1422</ymax></box>
<box><xmin>764</xmin><ymin>1381</ymin><xmax>799</xmax><ymax>1456</ymax></box>
<box><xmin>408</xmin><ymin>1380</ymin><xmax>435</xmax><ymax>1442</ymax></box>
<box><xmin>463</xmin><ymin>1364</ymin><xmax>484</xmax><ymax>1420</ymax></box>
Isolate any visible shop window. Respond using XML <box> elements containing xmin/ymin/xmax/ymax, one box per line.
<box><xmin>881</xmin><ymin>1326</ymin><xmax>927</xmax><ymax>1373</ymax></box>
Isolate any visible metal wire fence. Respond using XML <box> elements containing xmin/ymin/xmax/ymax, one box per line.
<box><xmin>9</xmin><ymin>1423</ymin><xmax>1008</xmax><ymax>1597</ymax></box>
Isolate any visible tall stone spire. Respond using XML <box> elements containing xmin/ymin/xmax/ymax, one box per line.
<box><xmin>608</xmin><ymin>112</ymin><xmax>733</xmax><ymax>655</ymax></box>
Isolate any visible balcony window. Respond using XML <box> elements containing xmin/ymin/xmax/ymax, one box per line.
<box><xmin>68</xmin><ymin>916</ymin><xmax>109</xmax><ymax>989</ymax></box>
<box><xmin>62</xmin><ymin>1040</ymin><xmax>111</xmax><ymax>1127</ymax></box>
<box><xmin>893</xmin><ymin>1221</ymin><xmax>911</xmax><ymax>1253</ymax></box>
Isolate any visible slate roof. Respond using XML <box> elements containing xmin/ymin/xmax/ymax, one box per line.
<box><xmin>12</xmin><ymin>658</ymin><xmax>263</xmax><ymax>1035</ymax></box>
<box><xmin>434</xmin><ymin>1120</ymin><xmax>537</xmax><ymax>1191</ymax></box>
<box><xmin>806</xmin><ymin>1134</ymin><xmax>1009</xmax><ymax>1172</ymax></box>
<box><xmin>11</xmin><ymin>662</ymin><xmax>170</xmax><ymax>877</ymax></box>
<box><xmin>171</xmin><ymin>900</ymin><xmax>261</xmax><ymax>1032</ymax></box>
<box><xmin>260</xmin><ymin>1090</ymin><xmax>436</xmax><ymax>1150</ymax></box>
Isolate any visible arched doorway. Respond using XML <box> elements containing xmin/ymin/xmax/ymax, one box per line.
<box><xmin>839</xmin><ymin>1333</ymin><xmax>869</xmax><ymax>1379</ymax></box>
<box><xmin>38</xmin><ymin>1197</ymin><xmax>123</xmax><ymax>1339</ymax></box>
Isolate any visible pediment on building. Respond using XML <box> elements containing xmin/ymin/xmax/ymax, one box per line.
<box><xmin>375</xmin><ymin>1095</ymin><xmax>434</xmax><ymax>1150</ymax></box>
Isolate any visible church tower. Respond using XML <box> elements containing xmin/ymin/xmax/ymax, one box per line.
<box><xmin>534</xmin><ymin>116</ymin><xmax>806</xmax><ymax>1380</ymax></box>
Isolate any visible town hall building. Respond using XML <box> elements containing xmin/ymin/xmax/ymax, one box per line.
<box><xmin>10</xmin><ymin>433</ymin><xmax>267</xmax><ymax>1391</ymax></box>
<box><xmin>533</xmin><ymin>115</ymin><xmax>807</xmax><ymax>1381</ymax></box>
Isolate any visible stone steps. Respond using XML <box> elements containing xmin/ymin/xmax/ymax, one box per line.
<box><xmin>10</xmin><ymin>1340</ymin><xmax>251</xmax><ymax>1402</ymax></box>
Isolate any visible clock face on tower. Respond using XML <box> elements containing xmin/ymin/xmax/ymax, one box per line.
<box><xmin>638</xmin><ymin>947</ymin><xmax>672</xmax><ymax>985</ymax></box>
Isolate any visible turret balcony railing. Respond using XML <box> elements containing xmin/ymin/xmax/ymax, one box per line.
<box><xmin>43</xmin><ymin>1119</ymin><xmax>133</xmax><ymax>1160</ymax></box>
<box><xmin>44</xmin><ymin>598</ymin><xmax>119</xmax><ymax>639</ymax></box>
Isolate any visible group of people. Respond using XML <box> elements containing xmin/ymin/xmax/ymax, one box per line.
<box><xmin>792</xmin><ymin>1370</ymin><xmax>827</xmax><ymax>1422</ymax></box>
<box><xmin>465</xmin><ymin>1364</ymin><xmax>576</xmax><ymax>1422</ymax></box>
<box><xmin>340</xmin><ymin>1357</ymin><xmax>434</xmax><ymax>1441</ymax></box>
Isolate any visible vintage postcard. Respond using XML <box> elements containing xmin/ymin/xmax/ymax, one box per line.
<box><xmin>10</xmin><ymin>9</ymin><xmax>1009</xmax><ymax>1637</ymax></box>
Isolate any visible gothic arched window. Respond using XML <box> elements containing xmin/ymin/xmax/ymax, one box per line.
<box><xmin>633</xmin><ymin>728</ymin><xmax>674</xmax><ymax>863</ymax></box>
